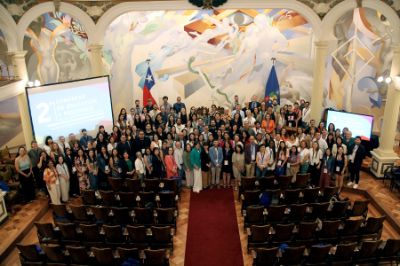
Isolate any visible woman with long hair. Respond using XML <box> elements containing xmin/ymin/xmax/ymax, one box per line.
<box><xmin>309</xmin><ymin>141</ymin><xmax>323</xmax><ymax>186</ymax></box>
<box><xmin>56</xmin><ymin>155</ymin><xmax>70</xmax><ymax>202</ymax></box>
<box><xmin>183</xmin><ymin>143</ymin><xmax>193</xmax><ymax>188</ymax></box>
<box><xmin>222</xmin><ymin>141</ymin><xmax>233</xmax><ymax>188</ymax></box>
<box><xmin>288</xmin><ymin>145</ymin><xmax>300</xmax><ymax>179</ymax></box>
<box><xmin>74</xmin><ymin>148</ymin><xmax>88</xmax><ymax>191</ymax></box>
<box><xmin>334</xmin><ymin>146</ymin><xmax>347</xmax><ymax>193</ymax></box>
<box><xmin>299</xmin><ymin>140</ymin><xmax>310</xmax><ymax>174</ymax></box>
<box><xmin>109</xmin><ymin>148</ymin><xmax>121</xmax><ymax>178</ymax></box>
<box><xmin>276</xmin><ymin>141</ymin><xmax>288</xmax><ymax>177</ymax></box>
<box><xmin>15</xmin><ymin>146</ymin><xmax>35</xmax><ymax>203</ymax></box>
<box><xmin>320</xmin><ymin>148</ymin><xmax>335</xmax><ymax>189</ymax></box>
<box><xmin>86</xmin><ymin>149</ymin><xmax>98</xmax><ymax>190</ymax></box>
<box><xmin>43</xmin><ymin>160</ymin><xmax>61</xmax><ymax>204</ymax></box>
<box><xmin>200</xmin><ymin>142</ymin><xmax>211</xmax><ymax>189</ymax></box>
<box><xmin>232</xmin><ymin>144</ymin><xmax>245</xmax><ymax>190</ymax></box>
<box><xmin>151</xmin><ymin>148</ymin><xmax>164</xmax><ymax>179</ymax></box>
<box><xmin>96</xmin><ymin>146</ymin><xmax>110</xmax><ymax>189</ymax></box>
<box><xmin>164</xmin><ymin>147</ymin><xmax>178</xmax><ymax>179</ymax></box>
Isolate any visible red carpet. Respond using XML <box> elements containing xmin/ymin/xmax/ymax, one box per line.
<box><xmin>184</xmin><ymin>189</ymin><xmax>244</xmax><ymax>266</ymax></box>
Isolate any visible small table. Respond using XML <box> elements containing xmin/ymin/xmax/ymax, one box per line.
<box><xmin>0</xmin><ymin>190</ymin><xmax>7</xmax><ymax>223</ymax></box>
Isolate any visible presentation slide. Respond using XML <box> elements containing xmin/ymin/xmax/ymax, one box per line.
<box><xmin>26</xmin><ymin>76</ymin><xmax>114</xmax><ymax>145</ymax></box>
<box><xmin>326</xmin><ymin>110</ymin><xmax>373</xmax><ymax>141</ymax></box>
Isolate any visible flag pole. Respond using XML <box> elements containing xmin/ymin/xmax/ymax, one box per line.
<box><xmin>271</xmin><ymin>57</ymin><xmax>276</xmax><ymax>65</ymax></box>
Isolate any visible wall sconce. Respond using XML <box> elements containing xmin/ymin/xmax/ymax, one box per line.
<box><xmin>377</xmin><ymin>75</ymin><xmax>397</xmax><ymax>84</ymax></box>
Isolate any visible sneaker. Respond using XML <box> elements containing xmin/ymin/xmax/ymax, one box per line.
<box><xmin>353</xmin><ymin>184</ymin><xmax>358</xmax><ymax>189</ymax></box>
<box><xmin>347</xmin><ymin>182</ymin><xmax>353</xmax><ymax>186</ymax></box>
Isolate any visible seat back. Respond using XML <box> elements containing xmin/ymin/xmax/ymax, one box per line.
<box><xmin>277</xmin><ymin>175</ymin><xmax>292</xmax><ymax>189</ymax></box>
<box><xmin>267</xmin><ymin>205</ymin><xmax>286</xmax><ymax>223</ymax></box>
<box><xmin>351</xmin><ymin>200</ymin><xmax>370</xmax><ymax>217</ymax></box>
<box><xmin>79</xmin><ymin>223</ymin><xmax>101</xmax><ymax>242</ymax></box>
<box><xmin>151</xmin><ymin>226</ymin><xmax>171</xmax><ymax>243</ymax></box>
<box><xmin>246</xmin><ymin>206</ymin><xmax>264</xmax><ymax>224</ymax></box>
<box><xmin>334</xmin><ymin>242</ymin><xmax>357</xmax><ymax>261</ymax></box>
<box><xmin>250</xmin><ymin>225</ymin><xmax>270</xmax><ymax>242</ymax></box>
<box><xmin>381</xmin><ymin>239</ymin><xmax>400</xmax><ymax>257</ymax></box>
<box><xmin>310</xmin><ymin>202</ymin><xmax>329</xmax><ymax>220</ymax></box>
<box><xmin>243</xmin><ymin>190</ymin><xmax>261</xmax><ymax>207</ymax></box>
<box><xmin>161</xmin><ymin>178</ymin><xmax>178</xmax><ymax>193</ymax></box>
<box><xmin>66</xmin><ymin>245</ymin><xmax>91</xmax><ymax>264</ymax></box>
<box><xmin>119</xmin><ymin>192</ymin><xmax>136</xmax><ymax>208</ymax></box>
<box><xmin>126</xmin><ymin>178</ymin><xmax>142</xmax><ymax>193</ymax></box>
<box><xmin>303</xmin><ymin>187</ymin><xmax>320</xmax><ymax>203</ymax></box>
<box><xmin>297</xmin><ymin>221</ymin><xmax>318</xmax><ymax>240</ymax></box>
<box><xmin>257</xmin><ymin>176</ymin><xmax>275</xmax><ymax>190</ymax></box>
<box><xmin>51</xmin><ymin>204</ymin><xmax>69</xmax><ymax>221</ymax></box>
<box><xmin>280</xmin><ymin>246</ymin><xmax>305</xmax><ymax>265</ymax></box>
<box><xmin>92</xmin><ymin>247</ymin><xmax>115</xmax><ymax>265</ymax></box>
<box><xmin>158</xmin><ymin>191</ymin><xmax>176</xmax><ymax>208</ymax></box>
<box><xmin>144</xmin><ymin>249</ymin><xmax>166</xmax><ymax>265</ymax></box>
<box><xmin>111</xmin><ymin>207</ymin><xmax>132</xmax><ymax>225</ymax></box>
<box><xmin>143</xmin><ymin>178</ymin><xmax>160</xmax><ymax>192</ymax></box>
<box><xmin>134</xmin><ymin>207</ymin><xmax>154</xmax><ymax>225</ymax></box>
<box><xmin>358</xmin><ymin>240</ymin><xmax>382</xmax><ymax>258</ymax></box>
<box><xmin>58</xmin><ymin>222</ymin><xmax>78</xmax><ymax>240</ymax></box>
<box><xmin>138</xmin><ymin>191</ymin><xmax>156</xmax><ymax>208</ymax></box>
<box><xmin>289</xmin><ymin>204</ymin><xmax>307</xmax><ymax>222</ymax></box>
<box><xmin>273</xmin><ymin>223</ymin><xmax>294</xmax><ymax>242</ymax></box>
<box><xmin>255</xmin><ymin>247</ymin><xmax>278</xmax><ymax>265</ymax></box>
<box><xmin>127</xmin><ymin>225</ymin><xmax>148</xmax><ymax>242</ymax></box>
<box><xmin>156</xmin><ymin>208</ymin><xmax>176</xmax><ymax>225</ymax></box>
<box><xmin>307</xmin><ymin>244</ymin><xmax>332</xmax><ymax>264</ymax></box>
<box><xmin>241</xmin><ymin>177</ymin><xmax>257</xmax><ymax>191</ymax></box>
<box><xmin>320</xmin><ymin>220</ymin><xmax>341</xmax><ymax>238</ymax></box>
<box><xmin>70</xmin><ymin>205</ymin><xmax>90</xmax><ymax>221</ymax></box>
<box><xmin>16</xmin><ymin>243</ymin><xmax>42</xmax><ymax>262</ymax></box>
<box><xmin>284</xmin><ymin>189</ymin><xmax>302</xmax><ymax>204</ymax></box>
<box><xmin>321</xmin><ymin>186</ymin><xmax>338</xmax><ymax>201</ymax></box>
<box><xmin>341</xmin><ymin>217</ymin><xmax>364</xmax><ymax>236</ymax></box>
<box><xmin>293</xmin><ymin>173</ymin><xmax>310</xmax><ymax>188</ymax></box>
<box><xmin>108</xmin><ymin>177</ymin><xmax>123</xmax><ymax>192</ymax></box>
<box><xmin>34</xmin><ymin>222</ymin><xmax>56</xmax><ymax>240</ymax></box>
<box><xmin>99</xmin><ymin>190</ymin><xmax>117</xmax><ymax>206</ymax></box>
<box><xmin>91</xmin><ymin>206</ymin><xmax>110</xmax><ymax>224</ymax></box>
<box><xmin>103</xmin><ymin>225</ymin><xmax>124</xmax><ymax>243</ymax></box>
<box><xmin>364</xmin><ymin>216</ymin><xmax>386</xmax><ymax>234</ymax></box>
<box><xmin>117</xmin><ymin>247</ymin><xmax>140</xmax><ymax>261</ymax></box>
<box><xmin>329</xmin><ymin>201</ymin><xmax>349</xmax><ymax>219</ymax></box>
<box><xmin>81</xmin><ymin>189</ymin><xmax>97</xmax><ymax>205</ymax></box>
<box><xmin>42</xmin><ymin>244</ymin><xmax>65</xmax><ymax>262</ymax></box>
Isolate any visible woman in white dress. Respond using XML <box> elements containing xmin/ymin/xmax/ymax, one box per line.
<box><xmin>56</xmin><ymin>156</ymin><xmax>70</xmax><ymax>202</ymax></box>
<box><xmin>43</xmin><ymin>160</ymin><xmax>61</xmax><ymax>204</ymax></box>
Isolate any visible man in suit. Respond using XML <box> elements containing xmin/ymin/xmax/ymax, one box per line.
<box><xmin>347</xmin><ymin>136</ymin><xmax>366</xmax><ymax>189</ymax></box>
<box><xmin>244</xmin><ymin>135</ymin><xmax>258</xmax><ymax>177</ymax></box>
<box><xmin>249</xmin><ymin>95</ymin><xmax>261</xmax><ymax>113</ymax></box>
<box><xmin>209</xmin><ymin>140</ymin><xmax>223</xmax><ymax>188</ymax></box>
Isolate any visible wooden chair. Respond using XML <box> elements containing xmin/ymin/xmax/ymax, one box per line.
<box><xmin>126</xmin><ymin>178</ymin><xmax>142</xmax><ymax>193</ymax></box>
<box><xmin>279</xmin><ymin>246</ymin><xmax>305</xmax><ymax>266</ymax></box>
<box><xmin>331</xmin><ymin>242</ymin><xmax>357</xmax><ymax>266</ymax></box>
<box><xmin>143</xmin><ymin>249</ymin><xmax>169</xmax><ymax>266</ymax></box>
<box><xmin>103</xmin><ymin>225</ymin><xmax>125</xmax><ymax>245</ymax></box>
<box><xmin>41</xmin><ymin>244</ymin><xmax>67</xmax><ymax>264</ymax></box>
<box><xmin>16</xmin><ymin>243</ymin><xmax>45</xmax><ymax>265</ymax></box>
<box><xmin>108</xmin><ymin>177</ymin><xmax>124</xmax><ymax>192</ymax></box>
<box><xmin>79</xmin><ymin>223</ymin><xmax>103</xmax><ymax>246</ymax></box>
<box><xmin>253</xmin><ymin>247</ymin><xmax>278</xmax><ymax>266</ymax></box>
<box><xmin>244</xmin><ymin>205</ymin><xmax>265</xmax><ymax>228</ymax></box>
<box><xmin>81</xmin><ymin>189</ymin><xmax>98</xmax><ymax>205</ymax></box>
<box><xmin>92</xmin><ymin>247</ymin><xmax>116</xmax><ymax>265</ymax></box>
<box><xmin>151</xmin><ymin>226</ymin><xmax>173</xmax><ymax>251</ymax></box>
<box><xmin>66</xmin><ymin>245</ymin><xmax>92</xmax><ymax>265</ymax></box>
<box><xmin>99</xmin><ymin>190</ymin><xmax>117</xmax><ymax>206</ymax></box>
<box><xmin>34</xmin><ymin>222</ymin><xmax>59</xmax><ymax>244</ymax></box>
<box><xmin>247</xmin><ymin>225</ymin><xmax>270</xmax><ymax>252</ymax></box>
<box><xmin>304</xmin><ymin>244</ymin><xmax>332</xmax><ymax>265</ymax></box>
<box><xmin>126</xmin><ymin>225</ymin><xmax>150</xmax><ymax>249</ymax></box>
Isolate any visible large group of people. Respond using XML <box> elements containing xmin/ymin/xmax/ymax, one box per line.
<box><xmin>14</xmin><ymin>95</ymin><xmax>367</xmax><ymax>204</ymax></box>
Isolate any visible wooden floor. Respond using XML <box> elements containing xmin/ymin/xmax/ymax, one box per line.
<box><xmin>2</xmin><ymin>170</ymin><xmax>400</xmax><ymax>266</ymax></box>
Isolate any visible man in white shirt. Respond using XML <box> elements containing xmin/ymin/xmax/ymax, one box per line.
<box><xmin>174</xmin><ymin>118</ymin><xmax>185</xmax><ymax>133</ymax></box>
<box><xmin>231</xmin><ymin>104</ymin><xmax>245</xmax><ymax>120</ymax></box>
<box><xmin>302</xmin><ymin>101</ymin><xmax>311</xmax><ymax>127</ymax></box>
<box><xmin>58</xmin><ymin>136</ymin><xmax>70</xmax><ymax>155</ymax></box>
<box><xmin>243</xmin><ymin>110</ymin><xmax>256</xmax><ymax>127</ymax></box>
<box><xmin>134</xmin><ymin>151</ymin><xmax>146</xmax><ymax>180</ymax></box>
<box><xmin>174</xmin><ymin>141</ymin><xmax>184</xmax><ymax>187</ymax></box>
<box><xmin>127</xmin><ymin>107</ymin><xmax>135</xmax><ymax>127</ymax></box>
<box><xmin>314</xmin><ymin>132</ymin><xmax>328</xmax><ymax>153</ymax></box>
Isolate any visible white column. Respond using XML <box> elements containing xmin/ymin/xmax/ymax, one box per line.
<box><xmin>370</xmin><ymin>44</ymin><xmax>400</xmax><ymax>177</ymax></box>
<box><xmin>8</xmin><ymin>51</ymin><xmax>34</xmax><ymax>147</ymax></box>
<box><xmin>89</xmin><ymin>44</ymin><xmax>105</xmax><ymax>77</ymax></box>
<box><xmin>310</xmin><ymin>41</ymin><xmax>328</xmax><ymax>122</ymax></box>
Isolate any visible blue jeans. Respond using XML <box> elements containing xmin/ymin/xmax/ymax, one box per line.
<box><xmin>256</xmin><ymin>167</ymin><xmax>268</xmax><ymax>178</ymax></box>
<box><xmin>88</xmin><ymin>173</ymin><xmax>98</xmax><ymax>190</ymax></box>
<box><xmin>177</xmin><ymin>166</ymin><xmax>184</xmax><ymax>188</ymax></box>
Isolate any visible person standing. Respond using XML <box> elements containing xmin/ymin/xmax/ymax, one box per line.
<box><xmin>347</xmin><ymin>136</ymin><xmax>366</xmax><ymax>189</ymax></box>
<box><xmin>190</xmin><ymin>142</ymin><xmax>202</xmax><ymax>193</ymax></box>
<box><xmin>151</xmin><ymin>148</ymin><xmax>164</xmax><ymax>179</ymax></box>
<box><xmin>174</xmin><ymin>142</ymin><xmax>184</xmax><ymax>188</ymax></box>
<box><xmin>28</xmin><ymin>140</ymin><xmax>46</xmax><ymax>193</ymax></box>
<box><xmin>164</xmin><ymin>147</ymin><xmax>178</xmax><ymax>179</ymax></box>
<box><xmin>319</xmin><ymin>148</ymin><xmax>335</xmax><ymax>189</ymax></box>
<box><xmin>200</xmin><ymin>142</ymin><xmax>211</xmax><ymax>189</ymax></box>
<box><xmin>334</xmin><ymin>146</ymin><xmax>347</xmax><ymax>193</ymax></box>
<box><xmin>244</xmin><ymin>136</ymin><xmax>257</xmax><ymax>177</ymax></box>
<box><xmin>56</xmin><ymin>156</ymin><xmax>70</xmax><ymax>202</ymax></box>
<box><xmin>43</xmin><ymin>160</ymin><xmax>61</xmax><ymax>204</ymax></box>
<box><xmin>222</xmin><ymin>141</ymin><xmax>233</xmax><ymax>188</ymax></box>
<box><xmin>134</xmin><ymin>151</ymin><xmax>146</xmax><ymax>180</ymax></box>
<box><xmin>232</xmin><ymin>144</ymin><xmax>245</xmax><ymax>190</ymax></box>
<box><xmin>255</xmin><ymin>144</ymin><xmax>269</xmax><ymax>178</ymax></box>
<box><xmin>183</xmin><ymin>144</ymin><xmax>193</xmax><ymax>188</ymax></box>
<box><xmin>209</xmin><ymin>140</ymin><xmax>223</xmax><ymax>188</ymax></box>
<box><xmin>288</xmin><ymin>146</ymin><xmax>300</xmax><ymax>179</ymax></box>
<box><xmin>309</xmin><ymin>141</ymin><xmax>323</xmax><ymax>186</ymax></box>
<box><xmin>86</xmin><ymin>150</ymin><xmax>98</xmax><ymax>190</ymax></box>
<box><xmin>15</xmin><ymin>146</ymin><xmax>35</xmax><ymax>203</ymax></box>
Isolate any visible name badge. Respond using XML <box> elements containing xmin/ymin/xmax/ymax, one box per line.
<box><xmin>323</xmin><ymin>168</ymin><xmax>328</xmax><ymax>174</ymax></box>
<box><xmin>72</xmin><ymin>167</ymin><xmax>76</xmax><ymax>173</ymax></box>
<box><xmin>336</xmin><ymin>166</ymin><xmax>340</xmax><ymax>172</ymax></box>
<box><xmin>141</xmin><ymin>149</ymin><xmax>145</xmax><ymax>154</ymax></box>
<box><xmin>289</xmin><ymin>122</ymin><xmax>292</xmax><ymax>127</ymax></box>
<box><xmin>224</xmin><ymin>160</ymin><xmax>229</xmax><ymax>166</ymax></box>
<box><xmin>287</xmin><ymin>163</ymin><xmax>291</xmax><ymax>168</ymax></box>
<box><xmin>105</xmin><ymin>166</ymin><xmax>109</xmax><ymax>171</ymax></box>
<box><xmin>277</xmin><ymin>160</ymin><xmax>282</xmax><ymax>166</ymax></box>
<box><xmin>251</xmin><ymin>154</ymin><xmax>255</xmax><ymax>161</ymax></box>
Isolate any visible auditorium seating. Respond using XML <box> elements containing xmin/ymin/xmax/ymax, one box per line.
<box><xmin>252</xmin><ymin>239</ymin><xmax>400</xmax><ymax>266</ymax></box>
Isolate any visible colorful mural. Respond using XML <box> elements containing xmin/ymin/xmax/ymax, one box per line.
<box><xmin>325</xmin><ymin>7</ymin><xmax>393</xmax><ymax>132</ymax></box>
<box><xmin>103</xmin><ymin>9</ymin><xmax>314</xmax><ymax>111</ymax></box>
<box><xmin>23</xmin><ymin>12</ymin><xmax>90</xmax><ymax>84</ymax></box>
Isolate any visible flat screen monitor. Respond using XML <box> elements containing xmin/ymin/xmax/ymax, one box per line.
<box><xmin>326</xmin><ymin>109</ymin><xmax>374</xmax><ymax>141</ymax></box>
<box><xmin>26</xmin><ymin>76</ymin><xmax>114</xmax><ymax>145</ymax></box>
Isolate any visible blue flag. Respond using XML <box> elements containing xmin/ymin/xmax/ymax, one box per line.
<box><xmin>264</xmin><ymin>65</ymin><xmax>280</xmax><ymax>104</ymax></box>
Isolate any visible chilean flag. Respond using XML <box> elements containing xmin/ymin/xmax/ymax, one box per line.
<box><xmin>143</xmin><ymin>66</ymin><xmax>157</xmax><ymax>105</ymax></box>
